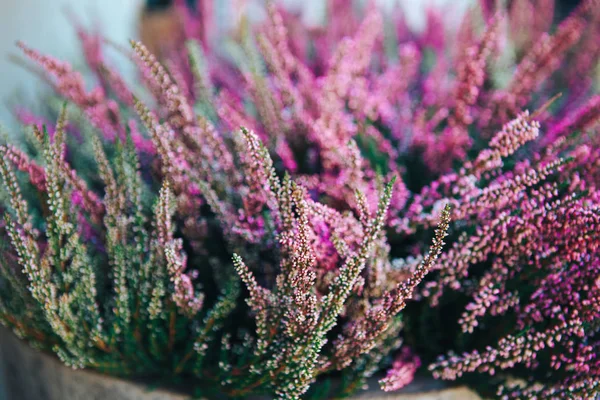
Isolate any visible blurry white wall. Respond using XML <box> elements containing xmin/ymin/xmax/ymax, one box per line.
<box><xmin>0</xmin><ymin>0</ymin><xmax>144</xmax><ymax>131</ymax></box>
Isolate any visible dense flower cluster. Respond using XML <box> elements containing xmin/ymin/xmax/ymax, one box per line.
<box><xmin>0</xmin><ymin>0</ymin><xmax>598</xmax><ymax>399</ymax></box>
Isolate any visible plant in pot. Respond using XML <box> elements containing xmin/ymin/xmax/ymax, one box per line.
<box><xmin>0</xmin><ymin>0</ymin><xmax>599</xmax><ymax>399</ymax></box>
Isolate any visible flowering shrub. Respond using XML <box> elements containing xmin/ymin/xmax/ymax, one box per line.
<box><xmin>0</xmin><ymin>0</ymin><xmax>599</xmax><ymax>399</ymax></box>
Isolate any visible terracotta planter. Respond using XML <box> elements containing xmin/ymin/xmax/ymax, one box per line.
<box><xmin>0</xmin><ymin>328</ymin><xmax>480</xmax><ymax>400</ymax></box>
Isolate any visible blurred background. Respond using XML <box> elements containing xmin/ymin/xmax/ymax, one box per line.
<box><xmin>0</xmin><ymin>0</ymin><xmax>142</xmax><ymax>130</ymax></box>
<box><xmin>0</xmin><ymin>0</ymin><xmax>475</xmax><ymax>132</ymax></box>
<box><xmin>0</xmin><ymin>0</ymin><xmax>584</xmax><ymax>131</ymax></box>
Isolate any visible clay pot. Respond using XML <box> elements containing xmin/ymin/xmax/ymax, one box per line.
<box><xmin>139</xmin><ymin>6</ymin><xmax>183</xmax><ymax>58</ymax></box>
<box><xmin>0</xmin><ymin>328</ymin><xmax>480</xmax><ymax>400</ymax></box>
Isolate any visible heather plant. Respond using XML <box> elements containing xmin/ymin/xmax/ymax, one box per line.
<box><xmin>0</xmin><ymin>0</ymin><xmax>599</xmax><ymax>399</ymax></box>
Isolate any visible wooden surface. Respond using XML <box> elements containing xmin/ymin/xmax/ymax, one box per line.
<box><xmin>0</xmin><ymin>327</ymin><xmax>480</xmax><ymax>400</ymax></box>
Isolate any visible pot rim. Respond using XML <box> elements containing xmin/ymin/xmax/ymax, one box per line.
<box><xmin>0</xmin><ymin>326</ymin><xmax>480</xmax><ymax>400</ymax></box>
